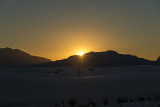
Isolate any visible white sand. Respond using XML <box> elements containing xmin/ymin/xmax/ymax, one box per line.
<box><xmin>0</xmin><ymin>65</ymin><xmax>160</xmax><ymax>106</ymax></box>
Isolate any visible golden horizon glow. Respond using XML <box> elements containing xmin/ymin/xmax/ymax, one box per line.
<box><xmin>0</xmin><ymin>1</ymin><xmax>159</xmax><ymax>62</ymax></box>
<box><xmin>77</xmin><ymin>51</ymin><xmax>85</xmax><ymax>56</ymax></box>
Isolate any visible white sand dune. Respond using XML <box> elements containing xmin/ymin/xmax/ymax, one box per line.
<box><xmin>0</xmin><ymin>65</ymin><xmax>160</xmax><ymax>106</ymax></box>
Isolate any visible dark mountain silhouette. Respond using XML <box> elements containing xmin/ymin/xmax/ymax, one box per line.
<box><xmin>156</xmin><ymin>56</ymin><xmax>160</xmax><ymax>62</ymax></box>
<box><xmin>39</xmin><ymin>50</ymin><xmax>155</xmax><ymax>67</ymax></box>
<box><xmin>0</xmin><ymin>47</ymin><xmax>51</xmax><ymax>66</ymax></box>
<box><xmin>155</xmin><ymin>56</ymin><xmax>160</xmax><ymax>65</ymax></box>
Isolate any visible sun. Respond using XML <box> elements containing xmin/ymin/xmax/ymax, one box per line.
<box><xmin>77</xmin><ymin>52</ymin><xmax>85</xmax><ymax>56</ymax></box>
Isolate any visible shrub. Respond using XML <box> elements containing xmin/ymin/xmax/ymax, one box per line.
<box><xmin>130</xmin><ymin>97</ymin><xmax>135</xmax><ymax>102</ymax></box>
<box><xmin>88</xmin><ymin>100</ymin><xmax>96</xmax><ymax>107</ymax></box>
<box><xmin>147</xmin><ymin>97</ymin><xmax>151</xmax><ymax>101</ymax></box>
<box><xmin>103</xmin><ymin>99</ymin><xmax>108</xmax><ymax>105</ymax></box>
<box><xmin>54</xmin><ymin>103</ymin><xmax>58</xmax><ymax>107</ymax></box>
<box><xmin>138</xmin><ymin>97</ymin><xmax>145</xmax><ymax>102</ymax></box>
<box><xmin>61</xmin><ymin>100</ymin><xmax>65</xmax><ymax>106</ymax></box>
<box><xmin>68</xmin><ymin>99</ymin><xmax>77</xmax><ymax>107</ymax></box>
<box><xmin>79</xmin><ymin>104</ymin><xmax>87</xmax><ymax>107</ymax></box>
<box><xmin>117</xmin><ymin>98</ymin><xmax>128</xmax><ymax>103</ymax></box>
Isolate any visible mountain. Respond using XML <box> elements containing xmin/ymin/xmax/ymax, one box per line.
<box><xmin>0</xmin><ymin>47</ymin><xmax>51</xmax><ymax>66</ymax></box>
<box><xmin>39</xmin><ymin>50</ymin><xmax>154</xmax><ymax>67</ymax></box>
<box><xmin>156</xmin><ymin>56</ymin><xmax>160</xmax><ymax>62</ymax></box>
<box><xmin>155</xmin><ymin>56</ymin><xmax>160</xmax><ymax>65</ymax></box>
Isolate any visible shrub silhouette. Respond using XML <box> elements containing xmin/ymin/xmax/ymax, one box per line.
<box><xmin>117</xmin><ymin>98</ymin><xmax>128</xmax><ymax>103</ymax></box>
<box><xmin>79</xmin><ymin>104</ymin><xmax>88</xmax><ymax>107</ymax></box>
<box><xmin>103</xmin><ymin>99</ymin><xmax>108</xmax><ymax>105</ymax></box>
<box><xmin>54</xmin><ymin>103</ymin><xmax>58</xmax><ymax>107</ymax></box>
<box><xmin>130</xmin><ymin>99</ymin><xmax>133</xmax><ymax>102</ymax></box>
<box><xmin>155</xmin><ymin>97</ymin><xmax>160</xmax><ymax>102</ymax></box>
<box><xmin>88</xmin><ymin>100</ymin><xmax>96</xmax><ymax>107</ymax></box>
<box><xmin>129</xmin><ymin>97</ymin><xmax>135</xmax><ymax>102</ymax></box>
<box><xmin>151</xmin><ymin>97</ymin><xmax>160</xmax><ymax>102</ymax></box>
<box><xmin>62</xmin><ymin>100</ymin><xmax>65</xmax><ymax>107</ymax></box>
<box><xmin>68</xmin><ymin>99</ymin><xmax>77</xmax><ymax>107</ymax></box>
<box><xmin>147</xmin><ymin>97</ymin><xmax>151</xmax><ymax>101</ymax></box>
<box><xmin>147</xmin><ymin>97</ymin><xmax>160</xmax><ymax>102</ymax></box>
<box><xmin>138</xmin><ymin>97</ymin><xmax>145</xmax><ymax>102</ymax></box>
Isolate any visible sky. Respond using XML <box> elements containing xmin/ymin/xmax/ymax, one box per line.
<box><xmin>0</xmin><ymin>0</ymin><xmax>160</xmax><ymax>61</ymax></box>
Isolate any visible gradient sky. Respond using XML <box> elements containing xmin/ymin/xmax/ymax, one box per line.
<box><xmin>0</xmin><ymin>0</ymin><xmax>160</xmax><ymax>61</ymax></box>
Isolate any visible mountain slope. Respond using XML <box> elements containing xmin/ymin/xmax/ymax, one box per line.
<box><xmin>155</xmin><ymin>56</ymin><xmax>160</xmax><ymax>65</ymax></box>
<box><xmin>40</xmin><ymin>50</ymin><xmax>154</xmax><ymax>67</ymax></box>
<box><xmin>156</xmin><ymin>56</ymin><xmax>160</xmax><ymax>61</ymax></box>
<box><xmin>0</xmin><ymin>47</ymin><xmax>51</xmax><ymax>66</ymax></box>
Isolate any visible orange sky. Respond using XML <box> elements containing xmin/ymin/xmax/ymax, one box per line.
<box><xmin>0</xmin><ymin>0</ymin><xmax>160</xmax><ymax>61</ymax></box>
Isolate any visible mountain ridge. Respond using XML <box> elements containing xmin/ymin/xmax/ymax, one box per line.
<box><xmin>39</xmin><ymin>50</ymin><xmax>156</xmax><ymax>67</ymax></box>
<box><xmin>0</xmin><ymin>47</ymin><xmax>51</xmax><ymax>66</ymax></box>
<box><xmin>0</xmin><ymin>48</ymin><xmax>159</xmax><ymax>67</ymax></box>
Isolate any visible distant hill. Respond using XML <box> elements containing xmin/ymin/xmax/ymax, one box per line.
<box><xmin>0</xmin><ymin>47</ymin><xmax>51</xmax><ymax>66</ymax></box>
<box><xmin>156</xmin><ymin>56</ymin><xmax>160</xmax><ymax>62</ymax></box>
<box><xmin>39</xmin><ymin>50</ymin><xmax>155</xmax><ymax>67</ymax></box>
<box><xmin>156</xmin><ymin>56</ymin><xmax>160</xmax><ymax>65</ymax></box>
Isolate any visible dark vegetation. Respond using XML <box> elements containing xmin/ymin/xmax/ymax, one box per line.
<box><xmin>138</xmin><ymin>97</ymin><xmax>145</xmax><ymax>102</ymax></box>
<box><xmin>21</xmin><ymin>96</ymin><xmax>160</xmax><ymax>107</ymax></box>
<box><xmin>88</xmin><ymin>99</ymin><xmax>96</xmax><ymax>107</ymax></box>
<box><xmin>103</xmin><ymin>98</ymin><xmax>108</xmax><ymax>105</ymax></box>
<box><xmin>68</xmin><ymin>99</ymin><xmax>77</xmax><ymax>107</ymax></box>
<box><xmin>117</xmin><ymin>97</ymin><xmax>128</xmax><ymax>103</ymax></box>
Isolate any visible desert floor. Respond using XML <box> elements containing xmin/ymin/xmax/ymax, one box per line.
<box><xmin>0</xmin><ymin>65</ymin><xmax>160</xmax><ymax>107</ymax></box>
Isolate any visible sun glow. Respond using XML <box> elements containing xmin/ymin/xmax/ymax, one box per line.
<box><xmin>77</xmin><ymin>52</ymin><xmax>85</xmax><ymax>56</ymax></box>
